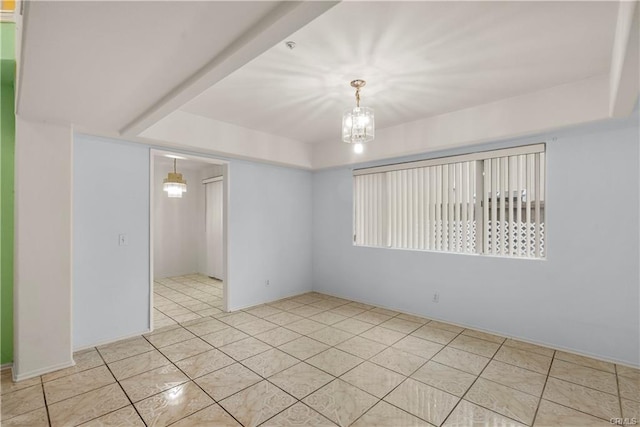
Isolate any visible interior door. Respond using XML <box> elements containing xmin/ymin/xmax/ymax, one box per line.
<box><xmin>205</xmin><ymin>179</ymin><xmax>224</xmax><ymax>280</ymax></box>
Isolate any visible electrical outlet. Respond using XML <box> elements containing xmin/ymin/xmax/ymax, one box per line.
<box><xmin>265</xmin><ymin>279</ymin><xmax>270</xmax><ymax>287</ymax></box>
<box><xmin>432</xmin><ymin>292</ymin><xmax>440</xmax><ymax>303</ymax></box>
<box><xmin>118</xmin><ymin>234</ymin><xmax>128</xmax><ymax>246</ymax></box>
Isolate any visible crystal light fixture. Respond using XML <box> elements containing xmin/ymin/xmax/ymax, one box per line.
<box><xmin>163</xmin><ymin>158</ymin><xmax>187</xmax><ymax>198</ymax></box>
<box><xmin>342</xmin><ymin>79</ymin><xmax>374</xmax><ymax>153</ymax></box>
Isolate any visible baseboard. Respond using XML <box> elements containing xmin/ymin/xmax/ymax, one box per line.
<box><xmin>73</xmin><ymin>328</ymin><xmax>152</xmax><ymax>352</ymax></box>
<box><xmin>1</xmin><ymin>362</ymin><xmax>13</xmax><ymax>372</ymax></box>
<box><xmin>13</xmin><ymin>359</ymin><xmax>76</xmax><ymax>382</ymax></box>
<box><xmin>313</xmin><ymin>289</ymin><xmax>640</xmax><ymax>369</ymax></box>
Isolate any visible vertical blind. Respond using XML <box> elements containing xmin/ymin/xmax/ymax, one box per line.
<box><xmin>353</xmin><ymin>144</ymin><xmax>545</xmax><ymax>259</ymax></box>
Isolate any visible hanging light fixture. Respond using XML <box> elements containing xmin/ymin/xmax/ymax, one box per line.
<box><xmin>342</xmin><ymin>79</ymin><xmax>374</xmax><ymax>154</ymax></box>
<box><xmin>163</xmin><ymin>158</ymin><xmax>187</xmax><ymax>198</ymax></box>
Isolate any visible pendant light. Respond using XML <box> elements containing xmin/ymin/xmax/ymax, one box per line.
<box><xmin>342</xmin><ymin>79</ymin><xmax>374</xmax><ymax>153</ymax></box>
<box><xmin>163</xmin><ymin>158</ymin><xmax>187</xmax><ymax>198</ymax></box>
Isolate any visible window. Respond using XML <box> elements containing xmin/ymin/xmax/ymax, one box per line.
<box><xmin>353</xmin><ymin>144</ymin><xmax>546</xmax><ymax>258</ymax></box>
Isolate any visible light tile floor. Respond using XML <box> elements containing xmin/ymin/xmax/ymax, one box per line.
<box><xmin>1</xmin><ymin>274</ymin><xmax>638</xmax><ymax>426</ymax></box>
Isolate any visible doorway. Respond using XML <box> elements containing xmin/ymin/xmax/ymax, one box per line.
<box><xmin>149</xmin><ymin>149</ymin><xmax>229</xmax><ymax>331</ymax></box>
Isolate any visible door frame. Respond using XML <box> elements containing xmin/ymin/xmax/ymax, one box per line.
<box><xmin>149</xmin><ymin>149</ymin><xmax>230</xmax><ymax>332</ymax></box>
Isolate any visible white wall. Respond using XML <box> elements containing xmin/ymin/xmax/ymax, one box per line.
<box><xmin>73</xmin><ymin>135</ymin><xmax>150</xmax><ymax>349</ymax></box>
<box><xmin>312</xmin><ymin>117</ymin><xmax>640</xmax><ymax>366</ymax></box>
<box><xmin>227</xmin><ymin>160</ymin><xmax>313</xmax><ymax>309</ymax></box>
<box><xmin>14</xmin><ymin>118</ymin><xmax>73</xmax><ymax>380</ymax></box>
<box><xmin>153</xmin><ymin>164</ymin><xmax>205</xmax><ymax>278</ymax></box>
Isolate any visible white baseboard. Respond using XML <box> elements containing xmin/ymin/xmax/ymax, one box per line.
<box><xmin>73</xmin><ymin>328</ymin><xmax>152</xmax><ymax>352</ymax></box>
<box><xmin>313</xmin><ymin>289</ymin><xmax>640</xmax><ymax>369</ymax></box>
<box><xmin>13</xmin><ymin>359</ymin><xmax>76</xmax><ymax>382</ymax></box>
<box><xmin>1</xmin><ymin>362</ymin><xmax>13</xmax><ymax>372</ymax></box>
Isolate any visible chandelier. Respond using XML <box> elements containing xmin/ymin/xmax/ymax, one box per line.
<box><xmin>342</xmin><ymin>79</ymin><xmax>374</xmax><ymax>153</ymax></box>
<box><xmin>163</xmin><ymin>158</ymin><xmax>187</xmax><ymax>198</ymax></box>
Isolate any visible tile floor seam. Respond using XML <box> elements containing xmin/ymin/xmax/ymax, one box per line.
<box><xmin>528</xmin><ymin>348</ymin><xmax>556</xmax><ymax>426</ymax></box>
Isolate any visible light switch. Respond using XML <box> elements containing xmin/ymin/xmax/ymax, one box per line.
<box><xmin>118</xmin><ymin>234</ymin><xmax>129</xmax><ymax>246</ymax></box>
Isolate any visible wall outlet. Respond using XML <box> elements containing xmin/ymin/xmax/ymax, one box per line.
<box><xmin>118</xmin><ymin>234</ymin><xmax>128</xmax><ymax>246</ymax></box>
<box><xmin>265</xmin><ymin>279</ymin><xmax>270</xmax><ymax>287</ymax></box>
<box><xmin>432</xmin><ymin>292</ymin><xmax>440</xmax><ymax>303</ymax></box>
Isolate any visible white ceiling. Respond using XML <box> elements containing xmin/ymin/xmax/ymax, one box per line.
<box><xmin>180</xmin><ymin>1</ymin><xmax>618</xmax><ymax>144</ymax></box>
<box><xmin>17</xmin><ymin>1</ymin><xmax>637</xmax><ymax>169</ymax></box>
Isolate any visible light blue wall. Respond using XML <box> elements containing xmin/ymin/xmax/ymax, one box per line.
<box><xmin>74</xmin><ymin>136</ymin><xmax>150</xmax><ymax>348</ymax></box>
<box><xmin>312</xmin><ymin>117</ymin><xmax>640</xmax><ymax>366</ymax></box>
<box><xmin>73</xmin><ymin>134</ymin><xmax>313</xmax><ymax>348</ymax></box>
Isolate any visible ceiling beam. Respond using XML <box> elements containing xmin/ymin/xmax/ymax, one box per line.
<box><xmin>609</xmin><ymin>0</ymin><xmax>639</xmax><ymax>118</ymax></box>
<box><xmin>120</xmin><ymin>1</ymin><xmax>338</xmax><ymax>137</ymax></box>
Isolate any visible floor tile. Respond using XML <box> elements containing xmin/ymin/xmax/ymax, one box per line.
<box><xmin>245</xmin><ymin>304</ymin><xmax>284</xmax><ymax>319</ymax></box>
<box><xmin>617</xmin><ymin>365</ymin><xmax>640</xmax><ymax>381</ymax></box>
<box><xmin>427</xmin><ymin>320</ymin><xmax>464</xmax><ymax>333</ymax></box>
<box><xmin>549</xmin><ymin>359</ymin><xmax>618</xmax><ymax>395</ymax></box>
<box><xmin>269</xmin><ymin>362</ymin><xmax>334</xmax><ymax>399</ymax></box>
<box><xmin>145</xmin><ymin>327</ymin><xmax>196</xmax><ymax>348</ymax></box>
<box><xmin>44</xmin><ymin>365</ymin><xmax>115</xmax><ymax>404</ymax></box>
<box><xmin>411</xmin><ymin>325</ymin><xmax>458</xmax><ymax>345</ymax></box>
<box><xmin>335</xmin><ymin>336</ymin><xmax>387</xmax><ymax>359</ymax></box>
<box><xmin>175</xmin><ymin>348</ymin><xmax>235</xmax><ymax>379</ymax></box>
<box><xmin>396</xmin><ymin>313</ymin><xmax>430</xmax><ymax>324</ymax></box>
<box><xmin>97</xmin><ymin>336</ymin><xmax>154</xmax><ymax>363</ymax></box>
<box><xmin>554</xmin><ymin>351</ymin><xmax>615</xmax><ymax>373</ymax></box>
<box><xmin>42</xmin><ymin>349</ymin><xmax>105</xmax><ymax>382</ymax></box>
<box><xmin>411</xmin><ymin>361</ymin><xmax>476</xmax><ymax>397</ymax></box>
<box><xmin>1</xmin><ymin>384</ymin><xmax>45</xmax><ymax>421</ymax></box>
<box><xmin>392</xmin><ymin>335</ymin><xmax>443</xmax><ymax>359</ymax></box>
<box><xmin>341</xmin><ymin>361</ymin><xmax>405</xmax><ymax>398</ymax></box>
<box><xmin>269</xmin><ymin>300</ymin><xmax>304</xmax><ymax>311</ymax></box>
<box><xmin>195</xmin><ymin>363</ymin><xmax>261</xmax><ymax>400</ymax></box>
<box><xmin>285</xmin><ymin>318</ymin><xmax>326</xmax><ymax>335</ymax></box>
<box><xmin>448</xmin><ymin>334</ymin><xmax>501</xmax><ymax>358</ymax></box>
<box><xmin>0</xmin><ymin>371</ymin><xmax>41</xmax><ymax>395</ymax></box>
<box><xmin>481</xmin><ymin>360</ymin><xmax>547</xmax><ymax>396</ymax></box>
<box><xmin>494</xmin><ymin>345</ymin><xmax>552</xmax><ymax>374</ymax></box>
<box><xmin>278</xmin><ymin>336</ymin><xmax>330</xmax><ymax>360</ymax></box>
<box><xmin>371</xmin><ymin>307</ymin><xmax>400</xmax><ymax>317</ymax></box>
<box><xmin>307</xmin><ymin>327</ymin><xmax>355</xmax><ymax>346</ymax></box>
<box><xmin>262</xmin><ymin>402</ymin><xmax>337</xmax><ymax>426</ymax></box>
<box><xmin>1</xmin><ymin>407</ymin><xmax>49</xmax><ymax>427</ymax></box>
<box><xmin>504</xmin><ymin>339</ymin><xmax>555</xmax><ymax>357</ymax></box>
<box><xmin>219</xmin><ymin>337</ymin><xmax>272</xmax><ymax>360</ymax></box>
<box><xmin>119</xmin><ymin>364</ymin><xmax>188</xmax><ymax>402</ymax></box>
<box><xmin>443</xmin><ymin>399</ymin><xmax>525</xmax><ymax>427</ymax></box>
<box><xmin>310</xmin><ymin>311</ymin><xmax>349</xmax><ymax>326</ymax></box>
<box><xmin>370</xmin><ymin>347</ymin><xmax>427</xmax><ymax>376</ymax></box>
<box><xmin>242</xmin><ymin>348</ymin><xmax>299</xmax><ymax>377</ymax></box>
<box><xmin>303</xmin><ymin>379</ymin><xmax>378</xmax><ymax>427</ymax></box>
<box><xmin>108</xmin><ymin>349</ymin><xmax>171</xmax><ymax>381</ymax></box>
<box><xmin>159</xmin><ymin>337</ymin><xmax>213</xmax><ymax>363</ymax></box>
<box><xmin>219</xmin><ymin>311</ymin><xmax>260</xmax><ymax>327</ymax></box>
<box><xmin>379</xmin><ymin>317</ymin><xmax>422</xmax><ymax>334</ymax></box>
<box><xmin>265</xmin><ymin>312</ymin><xmax>305</xmax><ymax>326</ymax></box>
<box><xmin>360</xmin><ymin>325</ymin><xmax>406</xmax><ymax>345</ymax></box>
<box><xmin>432</xmin><ymin>347</ymin><xmax>489</xmax><ymax>375</ymax></box>
<box><xmin>184</xmin><ymin>318</ymin><xmax>228</xmax><ymax>336</ymax></box>
<box><xmin>619</xmin><ymin>375</ymin><xmax>640</xmax><ymax>402</ymax></box>
<box><xmin>134</xmin><ymin>382</ymin><xmax>213</xmax><ymax>427</ymax></box>
<box><xmin>235</xmin><ymin>318</ymin><xmax>279</xmax><ymax>336</ymax></box>
<box><xmin>461</xmin><ymin>329</ymin><xmax>506</xmax><ymax>344</ymax></box>
<box><xmin>80</xmin><ymin>405</ymin><xmax>145</xmax><ymax>426</ymax></box>
<box><xmin>289</xmin><ymin>305</ymin><xmax>325</xmax><ymax>318</ymax></box>
<box><xmin>171</xmin><ymin>404</ymin><xmax>241</xmax><ymax>427</ymax></box>
<box><xmin>622</xmin><ymin>398</ymin><xmax>640</xmax><ymax>419</ymax></box>
<box><xmin>307</xmin><ymin>348</ymin><xmax>363</xmax><ymax>377</ymax></box>
<box><xmin>219</xmin><ymin>380</ymin><xmax>296</xmax><ymax>427</ymax></box>
<box><xmin>48</xmin><ymin>383</ymin><xmax>129</xmax><ymax>427</ymax></box>
<box><xmin>332</xmin><ymin>318</ymin><xmax>374</xmax><ymax>335</ymax></box>
<box><xmin>353</xmin><ymin>310</ymin><xmax>393</xmax><ymax>325</ymax></box>
<box><xmin>384</xmin><ymin>378</ymin><xmax>459</xmax><ymax>425</ymax></box>
<box><xmin>351</xmin><ymin>401</ymin><xmax>433</xmax><ymax>427</ymax></box>
<box><xmin>200</xmin><ymin>327</ymin><xmax>249</xmax><ymax>347</ymax></box>
<box><xmin>542</xmin><ymin>377</ymin><xmax>620</xmax><ymax>420</ymax></box>
<box><xmin>254</xmin><ymin>327</ymin><xmax>301</xmax><ymax>347</ymax></box>
<box><xmin>466</xmin><ymin>378</ymin><xmax>539</xmax><ymax>425</ymax></box>
<box><xmin>330</xmin><ymin>305</ymin><xmax>367</xmax><ymax>318</ymax></box>
<box><xmin>533</xmin><ymin>399</ymin><xmax>609</xmax><ymax>427</ymax></box>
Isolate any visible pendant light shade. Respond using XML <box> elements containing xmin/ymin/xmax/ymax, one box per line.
<box><xmin>342</xmin><ymin>79</ymin><xmax>374</xmax><ymax>151</ymax></box>
<box><xmin>163</xmin><ymin>158</ymin><xmax>187</xmax><ymax>198</ymax></box>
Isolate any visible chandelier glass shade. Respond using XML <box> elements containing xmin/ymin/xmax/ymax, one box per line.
<box><xmin>342</xmin><ymin>79</ymin><xmax>374</xmax><ymax>148</ymax></box>
<box><xmin>163</xmin><ymin>158</ymin><xmax>187</xmax><ymax>198</ymax></box>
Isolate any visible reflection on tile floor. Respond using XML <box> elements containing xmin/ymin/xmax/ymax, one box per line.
<box><xmin>1</xmin><ymin>274</ymin><xmax>638</xmax><ymax>426</ymax></box>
